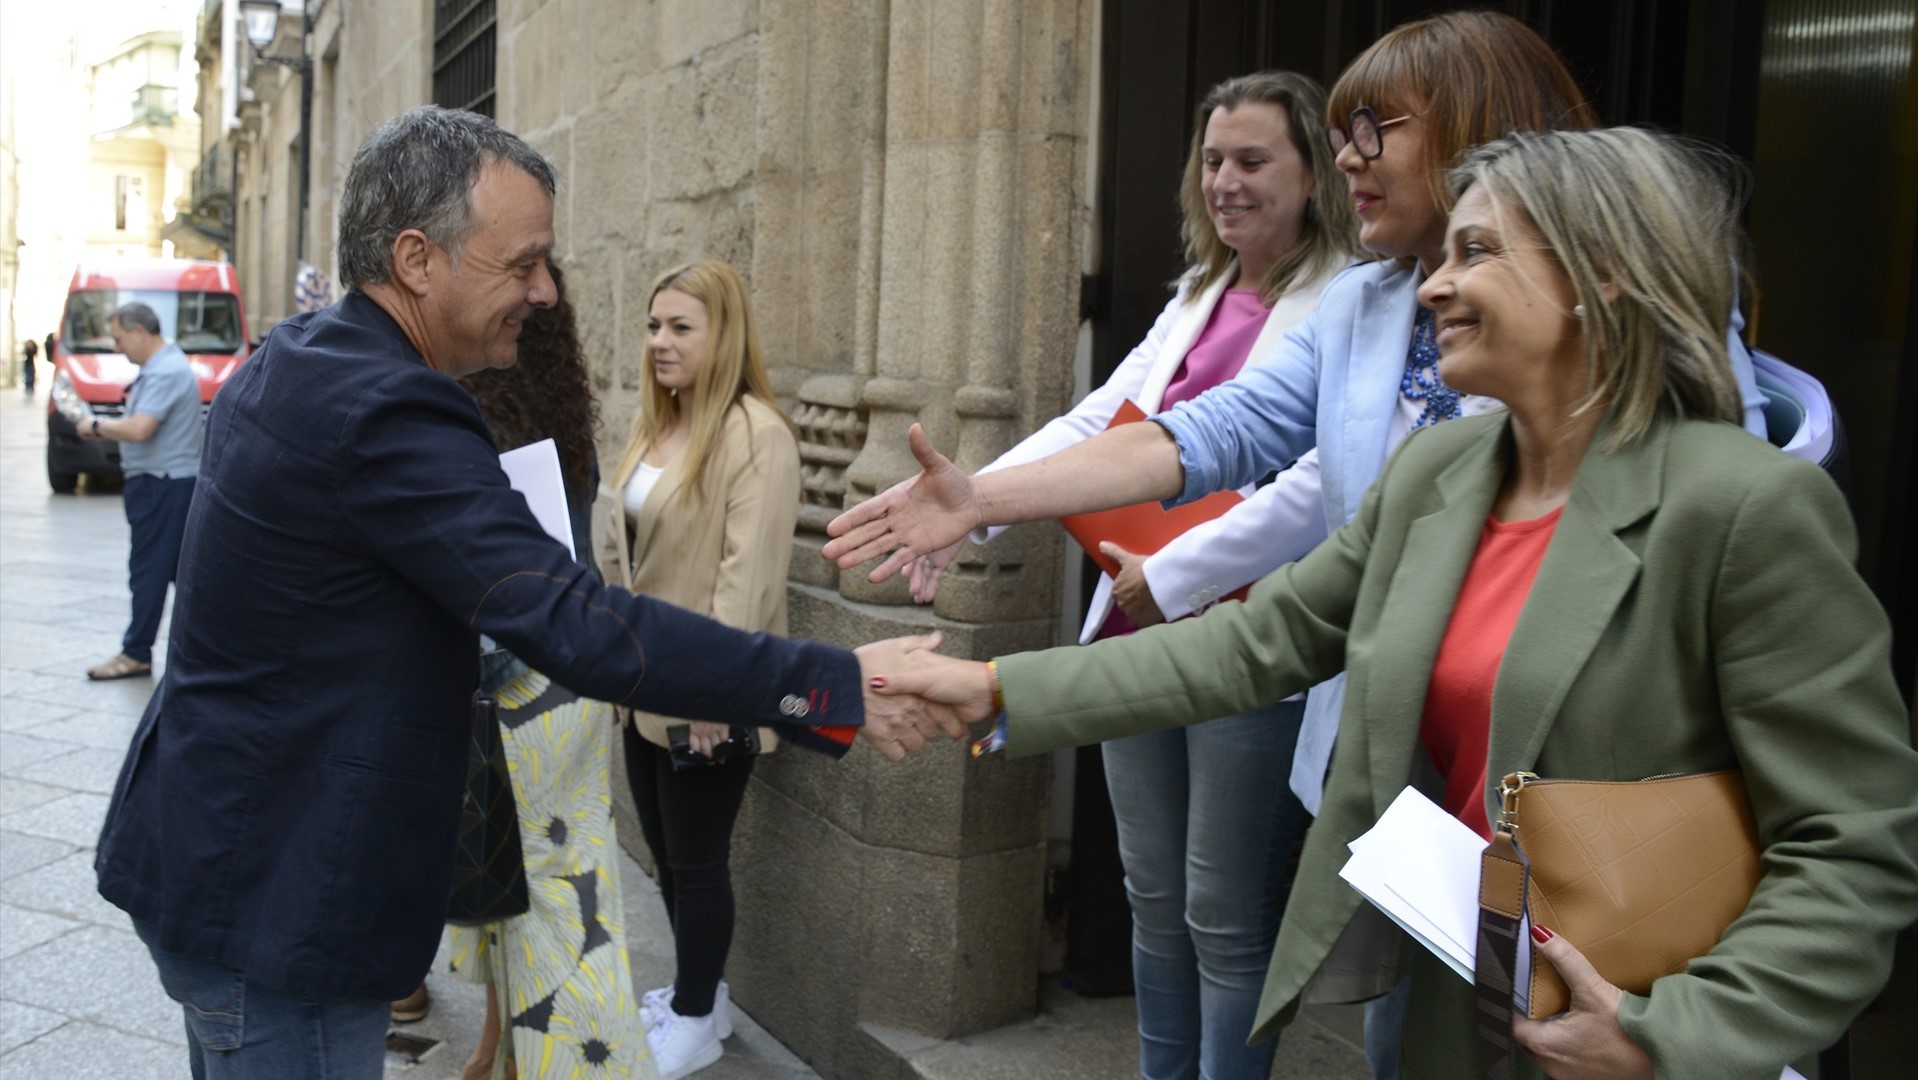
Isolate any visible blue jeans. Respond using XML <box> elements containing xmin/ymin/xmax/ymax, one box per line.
<box><xmin>1102</xmin><ymin>699</ymin><xmax>1309</xmax><ymax>1080</ymax></box>
<box><xmin>134</xmin><ymin>919</ymin><xmax>389</xmax><ymax>1080</ymax></box>
<box><xmin>1363</xmin><ymin>977</ymin><xmax>1411</xmax><ymax>1080</ymax></box>
<box><xmin>121</xmin><ymin>474</ymin><xmax>195</xmax><ymax>663</ymax></box>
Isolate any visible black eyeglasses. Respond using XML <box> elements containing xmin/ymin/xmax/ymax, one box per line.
<box><xmin>1328</xmin><ymin>106</ymin><xmax>1412</xmax><ymax>161</ymax></box>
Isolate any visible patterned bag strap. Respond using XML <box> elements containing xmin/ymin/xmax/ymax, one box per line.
<box><xmin>1476</xmin><ymin>825</ymin><xmax>1531</xmax><ymax>1080</ymax></box>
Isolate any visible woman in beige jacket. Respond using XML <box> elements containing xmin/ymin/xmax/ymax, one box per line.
<box><xmin>601</xmin><ymin>261</ymin><xmax>800</xmax><ymax>1080</ymax></box>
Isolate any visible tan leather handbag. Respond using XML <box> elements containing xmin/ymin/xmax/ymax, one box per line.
<box><xmin>1474</xmin><ymin>771</ymin><xmax>1761</xmax><ymax>1077</ymax></box>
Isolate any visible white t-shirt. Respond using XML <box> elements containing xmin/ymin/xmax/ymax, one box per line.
<box><xmin>622</xmin><ymin>460</ymin><xmax>666</xmax><ymax>518</ymax></box>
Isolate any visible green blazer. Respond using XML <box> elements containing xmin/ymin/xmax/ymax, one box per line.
<box><xmin>999</xmin><ymin>413</ymin><xmax>1918</xmax><ymax>1080</ymax></box>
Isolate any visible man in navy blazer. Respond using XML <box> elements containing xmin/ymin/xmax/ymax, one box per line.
<box><xmin>94</xmin><ymin>107</ymin><xmax>955</xmax><ymax>1079</ymax></box>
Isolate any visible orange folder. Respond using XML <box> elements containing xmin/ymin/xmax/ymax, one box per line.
<box><xmin>1059</xmin><ymin>400</ymin><xmax>1248</xmax><ymax>587</ymax></box>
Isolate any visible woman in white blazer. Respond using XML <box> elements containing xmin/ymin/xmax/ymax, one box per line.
<box><xmin>601</xmin><ymin>261</ymin><xmax>802</xmax><ymax>1080</ymax></box>
<box><xmin>915</xmin><ymin>71</ymin><xmax>1357</xmax><ymax>1080</ymax></box>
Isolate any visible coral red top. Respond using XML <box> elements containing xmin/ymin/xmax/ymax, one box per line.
<box><xmin>1419</xmin><ymin>507</ymin><xmax>1563</xmax><ymax>839</ymax></box>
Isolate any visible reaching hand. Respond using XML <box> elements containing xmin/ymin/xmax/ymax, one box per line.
<box><xmin>854</xmin><ymin>632</ymin><xmax>969</xmax><ymax>760</ymax></box>
<box><xmin>905</xmin><ymin>539</ymin><xmax>965</xmax><ymax>604</ymax></box>
<box><xmin>1511</xmin><ymin>926</ymin><xmax>1654</xmax><ymax>1080</ymax></box>
<box><xmin>866</xmin><ymin>655</ymin><xmax>1000</xmax><ymax>729</ymax></box>
<box><xmin>823</xmin><ymin>425</ymin><xmax>982</xmax><ymax>585</ymax></box>
<box><xmin>1099</xmin><ymin>542</ymin><xmax>1164</xmax><ymax>627</ymax></box>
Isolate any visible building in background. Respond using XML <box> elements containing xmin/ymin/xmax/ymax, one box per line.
<box><xmin>84</xmin><ymin>28</ymin><xmax>205</xmax><ymax>261</ymax></box>
<box><xmin>1</xmin><ymin>0</ymin><xmax>207</xmax><ymax>385</ymax></box>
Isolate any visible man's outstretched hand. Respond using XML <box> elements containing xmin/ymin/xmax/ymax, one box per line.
<box><xmin>854</xmin><ymin>632</ymin><xmax>970</xmax><ymax>761</ymax></box>
<box><xmin>824</xmin><ymin>425</ymin><xmax>981</xmax><ymax>585</ymax></box>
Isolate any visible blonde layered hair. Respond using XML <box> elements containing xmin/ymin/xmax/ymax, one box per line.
<box><xmin>615</xmin><ymin>261</ymin><xmax>788</xmax><ymax>502</ymax></box>
<box><xmin>1447</xmin><ymin>128</ymin><xmax>1745</xmax><ymax>449</ymax></box>
<box><xmin>1179</xmin><ymin>70</ymin><xmax>1359</xmax><ymax>303</ymax></box>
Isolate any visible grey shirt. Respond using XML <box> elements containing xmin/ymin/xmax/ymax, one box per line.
<box><xmin>121</xmin><ymin>343</ymin><xmax>202</xmax><ymax>479</ymax></box>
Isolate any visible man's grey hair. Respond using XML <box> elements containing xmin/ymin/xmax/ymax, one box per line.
<box><xmin>109</xmin><ymin>302</ymin><xmax>162</xmax><ymax>336</ymax></box>
<box><xmin>335</xmin><ymin>106</ymin><xmax>557</xmax><ymax>292</ymax></box>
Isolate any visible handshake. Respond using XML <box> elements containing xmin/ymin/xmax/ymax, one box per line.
<box><xmin>850</xmin><ymin>633</ymin><xmax>1003</xmax><ymax>761</ymax></box>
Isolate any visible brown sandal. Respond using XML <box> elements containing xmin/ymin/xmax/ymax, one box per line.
<box><xmin>86</xmin><ymin>654</ymin><xmax>152</xmax><ymax>681</ymax></box>
<box><xmin>391</xmin><ymin>983</ymin><xmax>430</xmax><ymax>1024</ymax></box>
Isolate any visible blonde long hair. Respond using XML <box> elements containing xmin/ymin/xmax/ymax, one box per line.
<box><xmin>1447</xmin><ymin>128</ymin><xmax>1745</xmax><ymax>449</ymax></box>
<box><xmin>614</xmin><ymin>261</ymin><xmax>787</xmax><ymax>503</ymax></box>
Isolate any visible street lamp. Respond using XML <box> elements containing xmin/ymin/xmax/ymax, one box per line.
<box><xmin>238</xmin><ymin>1</ymin><xmax>313</xmax><ymax>266</ymax></box>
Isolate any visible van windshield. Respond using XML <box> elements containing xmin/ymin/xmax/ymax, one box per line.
<box><xmin>63</xmin><ymin>289</ymin><xmax>244</xmax><ymax>354</ymax></box>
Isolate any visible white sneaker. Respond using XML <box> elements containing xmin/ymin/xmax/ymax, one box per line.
<box><xmin>647</xmin><ymin>1010</ymin><xmax>723</xmax><ymax>1080</ymax></box>
<box><xmin>641</xmin><ymin>985</ymin><xmax>674</xmax><ymax>1031</ymax></box>
<box><xmin>641</xmin><ymin>981</ymin><xmax>732</xmax><ymax>1038</ymax></box>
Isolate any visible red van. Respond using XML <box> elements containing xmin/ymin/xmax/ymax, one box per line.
<box><xmin>45</xmin><ymin>259</ymin><xmax>252</xmax><ymax>492</ymax></box>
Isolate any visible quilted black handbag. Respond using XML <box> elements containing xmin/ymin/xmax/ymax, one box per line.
<box><xmin>447</xmin><ymin>694</ymin><xmax>530</xmax><ymax>926</ymax></box>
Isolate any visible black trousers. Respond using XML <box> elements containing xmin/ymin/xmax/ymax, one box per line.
<box><xmin>622</xmin><ymin>724</ymin><xmax>755</xmax><ymax>1017</ymax></box>
<box><xmin>121</xmin><ymin>474</ymin><xmax>196</xmax><ymax>663</ymax></box>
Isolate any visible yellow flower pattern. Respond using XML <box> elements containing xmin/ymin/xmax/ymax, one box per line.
<box><xmin>449</xmin><ymin>672</ymin><xmax>656</xmax><ymax>1079</ymax></box>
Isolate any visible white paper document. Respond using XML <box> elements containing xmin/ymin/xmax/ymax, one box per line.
<box><xmin>1341</xmin><ymin>787</ymin><xmax>1810</xmax><ymax>1079</ymax></box>
<box><xmin>499</xmin><ymin>438</ymin><xmax>575</xmax><ymax>559</ymax></box>
<box><xmin>1339</xmin><ymin>786</ymin><xmax>1487</xmax><ymax>984</ymax></box>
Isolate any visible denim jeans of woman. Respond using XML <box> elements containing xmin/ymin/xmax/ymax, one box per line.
<box><xmin>1102</xmin><ymin>699</ymin><xmax>1309</xmax><ymax>1080</ymax></box>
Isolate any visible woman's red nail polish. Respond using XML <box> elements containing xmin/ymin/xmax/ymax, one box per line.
<box><xmin>869</xmin><ymin>677</ymin><xmax>886</xmax><ymax>689</ymax></box>
<box><xmin>1530</xmin><ymin>924</ymin><xmax>1554</xmax><ymax>945</ymax></box>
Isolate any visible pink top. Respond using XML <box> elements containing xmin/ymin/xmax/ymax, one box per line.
<box><xmin>1161</xmin><ymin>288</ymin><xmax>1272</xmax><ymax>411</ymax></box>
<box><xmin>1098</xmin><ymin>288</ymin><xmax>1271</xmax><ymax>640</ymax></box>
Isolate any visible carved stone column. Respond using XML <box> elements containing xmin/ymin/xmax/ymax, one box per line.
<box><xmin>722</xmin><ymin>1</ymin><xmax>1097</xmax><ymax>1075</ymax></box>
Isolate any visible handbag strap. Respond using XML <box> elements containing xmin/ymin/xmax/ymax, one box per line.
<box><xmin>1475</xmin><ymin>825</ymin><xmax>1531</xmax><ymax>1080</ymax></box>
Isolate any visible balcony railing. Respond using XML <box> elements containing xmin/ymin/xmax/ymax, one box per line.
<box><xmin>193</xmin><ymin>142</ymin><xmax>233</xmax><ymax>221</ymax></box>
<box><xmin>92</xmin><ymin>83</ymin><xmax>179</xmax><ymax>134</ymax></box>
<box><xmin>131</xmin><ymin>83</ymin><xmax>179</xmax><ymax>123</ymax></box>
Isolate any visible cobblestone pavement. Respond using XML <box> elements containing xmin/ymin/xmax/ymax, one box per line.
<box><xmin>0</xmin><ymin>385</ymin><xmax>816</xmax><ymax>1079</ymax></box>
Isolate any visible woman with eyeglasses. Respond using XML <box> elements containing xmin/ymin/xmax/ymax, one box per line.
<box><xmin>824</xmin><ymin>11</ymin><xmax>1768</xmax><ymax>1077</ymax></box>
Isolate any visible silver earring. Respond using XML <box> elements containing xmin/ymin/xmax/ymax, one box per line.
<box><xmin>1572</xmin><ymin>304</ymin><xmax>1586</xmax><ymax>319</ymax></box>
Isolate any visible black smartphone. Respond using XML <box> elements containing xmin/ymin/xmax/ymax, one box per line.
<box><xmin>665</xmin><ymin>724</ymin><xmax>761</xmax><ymax>771</ymax></box>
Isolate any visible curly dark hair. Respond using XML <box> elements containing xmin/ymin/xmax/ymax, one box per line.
<box><xmin>459</xmin><ymin>262</ymin><xmax>600</xmax><ymax>497</ymax></box>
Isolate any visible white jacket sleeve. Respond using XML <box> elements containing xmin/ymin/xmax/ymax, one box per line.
<box><xmin>1143</xmin><ymin>448</ymin><xmax>1328</xmax><ymax>621</ymax></box>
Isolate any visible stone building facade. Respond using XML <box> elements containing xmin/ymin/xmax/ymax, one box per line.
<box><xmin>200</xmin><ymin>1</ymin><xmax>1099</xmax><ymax>1073</ymax></box>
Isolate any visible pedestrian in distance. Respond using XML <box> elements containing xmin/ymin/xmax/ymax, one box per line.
<box><xmin>93</xmin><ymin>105</ymin><xmax>966</xmax><ymax>1080</ymax></box>
<box><xmin>21</xmin><ymin>337</ymin><xmax>38</xmax><ymax>392</ymax></box>
<box><xmin>77</xmin><ymin>302</ymin><xmax>201</xmax><ymax>681</ymax></box>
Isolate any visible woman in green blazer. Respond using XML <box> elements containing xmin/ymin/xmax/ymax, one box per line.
<box><xmin>873</xmin><ymin>129</ymin><xmax>1918</xmax><ymax>1079</ymax></box>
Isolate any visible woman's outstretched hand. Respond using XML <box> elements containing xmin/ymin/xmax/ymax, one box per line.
<box><xmin>824</xmin><ymin>425</ymin><xmax>982</xmax><ymax>585</ymax></box>
<box><xmin>1512</xmin><ymin>927</ymin><xmax>1654</xmax><ymax>1080</ymax></box>
<box><xmin>853</xmin><ymin>633</ymin><xmax>968</xmax><ymax>761</ymax></box>
<box><xmin>865</xmin><ymin>654</ymin><xmax>1001</xmax><ymax>730</ymax></box>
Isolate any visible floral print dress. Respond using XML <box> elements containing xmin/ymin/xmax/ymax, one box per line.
<box><xmin>449</xmin><ymin>668</ymin><xmax>658</xmax><ymax>1080</ymax></box>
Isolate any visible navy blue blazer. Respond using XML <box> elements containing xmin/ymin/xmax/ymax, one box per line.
<box><xmin>95</xmin><ymin>293</ymin><xmax>861</xmax><ymax>1000</ymax></box>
